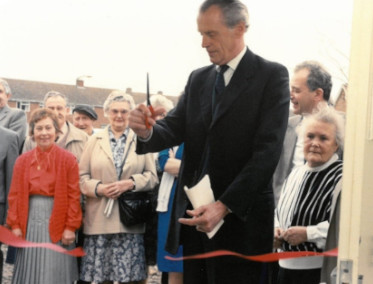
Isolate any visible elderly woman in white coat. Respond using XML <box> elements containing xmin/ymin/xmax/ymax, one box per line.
<box><xmin>79</xmin><ymin>91</ymin><xmax>158</xmax><ymax>284</ymax></box>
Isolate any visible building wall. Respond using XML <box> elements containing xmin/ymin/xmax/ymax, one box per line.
<box><xmin>9</xmin><ymin>101</ymin><xmax>109</xmax><ymax>128</ymax></box>
<box><xmin>5</xmin><ymin>77</ymin><xmax>180</xmax><ymax>130</ymax></box>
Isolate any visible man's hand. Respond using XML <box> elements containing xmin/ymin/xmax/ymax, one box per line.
<box><xmin>128</xmin><ymin>104</ymin><xmax>165</xmax><ymax>139</ymax></box>
<box><xmin>282</xmin><ymin>226</ymin><xmax>307</xmax><ymax>246</ymax></box>
<box><xmin>164</xmin><ymin>149</ymin><xmax>181</xmax><ymax>177</ymax></box>
<box><xmin>179</xmin><ymin>201</ymin><xmax>230</xmax><ymax>233</ymax></box>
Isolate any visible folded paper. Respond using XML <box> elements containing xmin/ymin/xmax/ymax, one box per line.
<box><xmin>184</xmin><ymin>174</ymin><xmax>224</xmax><ymax>238</ymax></box>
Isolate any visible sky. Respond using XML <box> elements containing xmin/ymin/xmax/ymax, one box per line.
<box><xmin>1</xmin><ymin>0</ymin><xmax>353</xmax><ymax>102</ymax></box>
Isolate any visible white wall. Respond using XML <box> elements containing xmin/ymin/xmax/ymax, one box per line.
<box><xmin>338</xmin><ymin>0</ymin><xmax>373</xmax><ymax>282</ymax></box>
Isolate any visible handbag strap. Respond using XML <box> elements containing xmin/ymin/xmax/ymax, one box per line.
<box><xmin>118</xmin><ymin>135</ymin><xmax>135</xmax><ymax>180</ymax></box>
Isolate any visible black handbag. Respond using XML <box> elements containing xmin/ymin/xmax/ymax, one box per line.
<box><xmin>118</xmin><ymin>191</ymin><xmax>152</xmax><ymax>226</ymax></box>
<box><xmin>116</xmin><ymin>137</ymin><xmax>152</xmax><ymax>227</ymax></box>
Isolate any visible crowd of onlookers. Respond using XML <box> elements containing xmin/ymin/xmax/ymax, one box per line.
<box><xmin>0</xmin><ymin>57</ymin><xmax>345</xmax><ymax>284</ymax></box>
<box><xmin>0</xmin><ymin>1</ymin><xmax>347</xmax><ymax>284</ymax></box>
<box><xmin>0</xmin><ymin>75</ymin><xmax>186</xmax><ymax>283</ymax></box>
<box><xmin>0</xmin><ymin>79</ymin><xmax>183</xmax><ymax>284</ymax></box>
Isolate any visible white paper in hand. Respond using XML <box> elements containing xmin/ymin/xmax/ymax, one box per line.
<box><xmin>184</xmin><ymin>174</ymin><xmax>224</xmax><ymax>238</ymax></box>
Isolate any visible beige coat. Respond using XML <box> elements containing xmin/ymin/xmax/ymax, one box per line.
<box><xmin>79</xmin><ymin>127</ymin><xmax>158</xmax><ymax>235</ymax></box>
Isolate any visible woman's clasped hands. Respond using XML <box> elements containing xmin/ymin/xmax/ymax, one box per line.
<box><xmin>97</xmin><ymin>179</ymin><xmax>135</xmax><ymax>200</ymax></box>
<box><xmin>274</xmin><ymin>226</ymin><xmax>308</xmax><ymax>248</ymax></box>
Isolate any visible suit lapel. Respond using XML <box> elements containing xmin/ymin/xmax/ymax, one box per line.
<box><xmin>286</xmin><ymin>115</ymin><xmax>302</xmax><ymax>158</ymax></box>
<box><xmin>98</xmin><ymin>127</ymin><xmax>135</xmax><ymax>178</ymax></box>
<box><xmin>0</xmin><ymin>105</ymin><xmax>10</xmax><ymax>122</ymax></box>
<box><xmin>199</xmin><ymin>68</ymin><xmax>217</xmax><ymax>129</ymax></box>
<box><xmin>97</xmin><ymin>128</ymin><xmax>114</xmax><ymax>162</ymax></box>
<box><xmin>210</xmin><ymin>49</ymin><xmax>255</xmax><ymax>129</ymax></box>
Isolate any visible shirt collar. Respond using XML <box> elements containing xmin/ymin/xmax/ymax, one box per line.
<box><xmin>109</xmin><ymin>127</ymin><xmax>129</xmax><ymax>141</ymax></box>
<box><xmin>0</xmin><ymin>105</ymin><xmax>9</xmax><ymax>114</ymax></box>
<box><xmin>59</xmin><ymin>122</ymin><xmax>68</xmax><ymax>136</ymax></box>
<box><xmin>216</xmin><ymin>46</ymin><xmax>247</xmax><ymax>72</ymax></box>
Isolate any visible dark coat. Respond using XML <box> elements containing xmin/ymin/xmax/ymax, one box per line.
<box><xmin>0</xmin><ymin>126</ymin><xmax>18</xmax><ymax>223</ymax></box>
<box><xmin>137</xmin><ymin>48</ymin><xmax>290</xmax><ymax>255</ymax></box>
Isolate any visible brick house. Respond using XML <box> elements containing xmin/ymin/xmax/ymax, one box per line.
<box><xmin>4</xmin><ymin>78</ymin><xmax>180</xmax><ymax>129</ymax></box>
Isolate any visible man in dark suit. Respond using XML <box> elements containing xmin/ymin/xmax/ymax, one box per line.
<box><xmin>0</xmin><ymin>127</ymin><xmax>19</xmax><ymax>283</ymax></box>
<box><xmin>129</xmin><ymin>1</ymin><xmax>289</xmax><ymax>283</ymax></box>
<box><xmin>0</xmin><ymin>79</ymin><xmax>27</xmax><ymax>150</ymax></box>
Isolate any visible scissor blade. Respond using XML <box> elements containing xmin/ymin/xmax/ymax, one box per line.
<box><xmin>147</xmin><ymin>72</ymin><xmax>151</xmax><ymax>106</ymax></box>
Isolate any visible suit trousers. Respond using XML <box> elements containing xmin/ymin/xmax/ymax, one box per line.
<box><xmin>181</xmin><ymin>224</ymin><xmax>268</xmax><ymax>284</ymax></box>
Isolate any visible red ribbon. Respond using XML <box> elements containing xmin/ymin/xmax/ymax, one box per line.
<box><xmin>166</xmin><ymin>248</ymin><xmax>338</xmax><ymax>262</ymax></box>
<box><xmin>0</xmin><ymin>225</ymin><xmax>85</xmax><ymax>257</ymax></box>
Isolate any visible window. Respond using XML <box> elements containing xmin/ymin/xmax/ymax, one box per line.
<box><xmin>69</xmin><ymin>105</ymin><xmax>75</xmax><ymax>114</ymax></box>
<box><xmin>17</xmin><ymin>101</ymin><xmax>30</xmax><ymax>112</ymax></box>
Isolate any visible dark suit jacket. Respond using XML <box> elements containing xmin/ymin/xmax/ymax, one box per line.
<box><xmin>0</xmin><ymin>127</ymin><xmax>19</xmax><ymax>224</ymax></box>
<box><xmin>137</xmin><ymin>48</ymin><xmax>290</xmax><ymax>254</ymax></box>
<box><xmin>0</xmin><ymin>105</ymin><xmax>27</xmax><ymax>149</ymax></box>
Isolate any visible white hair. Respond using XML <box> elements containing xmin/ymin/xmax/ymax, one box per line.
<box><xmin>103</xmin><ymin>90</ymin><xmax>135</xmax><ymax>117</ymax></box>
<box><xmin>148</xmin><ymin>94</ymin><xmax>174</xmax><ymax>112</ymax></box>
<box><xmin>297</xmin><ymin>105</ymin><xmax>345</xmax><ymax>150</ymax></box>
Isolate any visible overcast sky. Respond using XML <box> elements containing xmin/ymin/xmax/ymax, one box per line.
<box><xmin>2</xmin><ymin>0</ymin><xmax>353</xmax><ymax>102</ymax></box>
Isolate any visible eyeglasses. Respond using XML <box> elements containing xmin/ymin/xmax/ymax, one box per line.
<box><xmin>109</xmin><ymin>109</ymin><xmax>129</xmax><ymax>116</ymax></box>
<box><xmin>47</xmin><ymin>106</ymin><xmax>66</xmax><ymax>111</ymax></box>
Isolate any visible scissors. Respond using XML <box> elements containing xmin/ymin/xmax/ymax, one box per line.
<box><xmin>145</xmin><ymin>72</ymin><xmax>155</xmax><ymax>129</ymax></box>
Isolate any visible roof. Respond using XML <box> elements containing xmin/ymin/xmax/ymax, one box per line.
<box><xmin>4</xmin><ymin>77</ymin><xmax>180</xmax><ymax>107</ymax></box>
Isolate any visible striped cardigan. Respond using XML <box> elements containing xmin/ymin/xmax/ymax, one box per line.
<box><xmin>275</xmin><ymin>154</ymin><xmax>343</xmax><ymax>253</ymax></box>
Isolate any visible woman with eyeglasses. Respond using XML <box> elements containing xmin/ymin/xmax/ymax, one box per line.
<box><xmin>79</xmin><ymin>91</ymin><xmax>158</xmax><ymax>284</ymax></box>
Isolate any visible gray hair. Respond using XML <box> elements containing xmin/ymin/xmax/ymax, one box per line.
<box><xmin>200</xmin><ymin>0</ymin><xmax>249</xmax><ymax>31</ymax></box>
<box><xmin>43</xmin><ymin>90</ymin><xmax>68</xmax><ymax>106</ymax></box>
<box><xmin>148</xmin><ymin>94</ymin><xmax>174</xmax><ymax>112</ymax></box>
<box><xmin>0</xmin><ymin>79</ymin><xmax>11</xmax><ymax>96</ymax></box>
<box><xmin>294</xmin><ymin>61</ymin><xmax>332</xmax><ymax>102</ymax></box>
<box><xmin>103</xmin><ymin>90</ymin><xmax>135</xmax><ymax>117</ymax></box>
<box><xmin>298</xmin><ymin>106</ymin><xmax>345</xmax><ymax>151</ymax></box>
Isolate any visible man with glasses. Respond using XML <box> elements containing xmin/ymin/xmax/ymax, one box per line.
<box><xmin>23</xmin><ymin>91</ymin><xmax>88</xmax><ymax>161</ymax></box>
